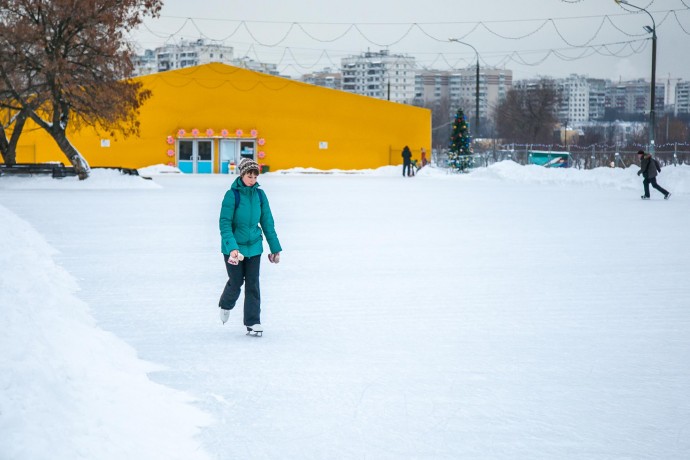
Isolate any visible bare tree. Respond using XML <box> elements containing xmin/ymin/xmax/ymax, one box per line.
<box><xmin>0</xmin><ymin>103</ymin><xmax>28</xmax><ymax>166</ymax></box>
<box><xmin>656</xmin><ymin>115</ymin><xmax>690</xmax><ymax>144</ymax></box>
<box><xmin>580</xmin><ymin>126</ymin><xmax>605</xmax><ymax>146</ymax></box>
<box><xmin>496</xmin><ymin>78</ymin><xmax>559</xmax><ymax>145</ymax></box>
<box><xmin>431</xmin><ymin>97</ymin><xmax>452</xmax><ymax>151</ymax></box>
<box><xmin>0</xmin><ymin>45</ymin><xmax>31</xmax><ymax>165</ymax></box>
<box><xmin>0</xmin><ymin>0</ymin><xmax>162</xmax><ymax>178</ymax></box>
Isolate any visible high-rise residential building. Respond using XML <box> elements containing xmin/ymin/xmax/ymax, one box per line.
<box><xmin>557</xmin><ymin>74</ymin><xmax>590</xmax><ymax>124</ymax></box>
<box><xmin>587</xmin><ymin>78</ymin><xmax>607</xmax><ymax>121</ymax></box>
<box><xmin>132</xmin><ymin>49</ymin><xmax>157</xmax><ymax>76</ymax></box>
<box><xmin>674</xmin><ymin>80</ymin><xmax>690</xmax><ymax>115</ymax></box>
<box><xmin>133</xmin><ymin>40</ymin><xmax>285</xmax><ymax>78</ymax></box>
<box><xmin>154</xmin><ymin>39</ymin><xmax>235</xmax><ymax>72</ymax></box>
<box><xmin>301</xmin><ymin>68</ymin><xmax>342</xmax><ymax>90</ymax></box>
<box><xmin>482</xmin><ymin>68</ymin><xmax>512</xmax><ymax>117</ymax></box>
<box><xmin>450</xmin><ymin>67</ymin><xmax>512</xmax><ymax>126</ymax></box>
<box><xmin>415</xmin><ymin>67</ymin><xmax>512</xmax><ymax>121</ymax></box>
<box><xmin>232</xmin><ymin>57</ymin><xmax>281</xmax><ymax>77</ymax></box>
<box><xmin>341</xmin><ymin>50</ymin><xmax>416</xmax><ymax>103</ymax></box>
<box><xmin>414</xmin><ymin>71</ymin><xmax>451</xmax><ymax>106</ymax></box>
<box><xmin>605</xmin><ymin>79</ymin><xmax>665</xmax><ymax>116</ymax></box>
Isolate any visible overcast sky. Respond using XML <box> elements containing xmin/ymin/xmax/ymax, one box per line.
<box><xmin>131</xmin><ymin>0</ymin><xmax>690</xmax><ymax>83</ymax></box>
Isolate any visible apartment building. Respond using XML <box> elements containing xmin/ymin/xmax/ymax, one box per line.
<box><xmin>134</xmin><ymin>40</ymin><xmax>282</xmax><ymax>77</ymax></box>
<box><xmin>301</xmin><ymin>68</ymin><xmax>342</xmax><ymax>90</ymax></box>
<box><xmin>154</xmin><ymin>39</ymin><xmax>234</xmax><ymax>72</ymax></box>
<box><xmin>513</xmin><ymin>75</ymin><xmax>667</xmax><ymax>124</ymax></box>
<box><xmin>558</xmin><ymin>75</ymin><xmax>590</xmax><ymax>124</ymax></box>
<box><xmin>450</xmin><ymin>67</ymin><xmax>512</xmax><ymax>124</ymax></box>
<box><xmin>587</xmin><ymin>78</ymin><xmax>607</xmax><ymax>121</ymax></box>
<box><xmin>415</xmin><ymin>67</ymin><xmax>512</xmax><ymax>120</ymax></box>
<box><xmin>674</xmin><ymin>80</ymin><xmax>690</xmax><ymax>115</ymax></box>
<box><xmin>132</xmin><ymin>49</ymin><xmax>157</xmax><ymax>76</ymax></box>
<box><xmin>605</xmin><ymin>79</ymin><xmax>665</xmax><ymax>116</ymax></box>
<box><xmin>341</xmin><ymin>50</ymin><xmax>416</xmax><ymax>103</ymax></box>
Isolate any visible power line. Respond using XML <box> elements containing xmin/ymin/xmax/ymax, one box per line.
<box><xmin>146</xmin><ymin>7</ymin><xmax>690</xmax><ymax>45</ymax></box>
<box><xmin>131</xmin><ymin>7</ymin><xmax>689</xmax><ymax>76</ymax></box>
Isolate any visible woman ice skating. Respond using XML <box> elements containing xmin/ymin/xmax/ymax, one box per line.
<box><xmin>218</xmin><ymin>158</ymin><xmax>282</xmax><ymax>336</ymax></box>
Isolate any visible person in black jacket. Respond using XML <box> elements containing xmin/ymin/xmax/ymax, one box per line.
<box><xmin>401</xmin><ymin>146</ymin><xmax>412</xmax><ymax>177</ymax></box>
<box><xmin>637</xmin><ymin>150</ymin><xmax>671</xmax><ymax>200</ymax></box>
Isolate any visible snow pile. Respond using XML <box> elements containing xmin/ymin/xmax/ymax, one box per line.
<box><xmin>138</xmin><ymin>163</ymin><xmax>182</xmax><ymax>176</ymax></box>
<box><xmin>260</xmin><ymin>160</ymin><xmax>689</xmax><ymax>195</ymax></box>
<box><xmin>467</xmin><ymin>160</ymin><xmax>690</xmax><ymax>194</ymax></box>
<box><xmin>0</xmin><ymin>204</ymin><xmax>211</xmax><ymax>460</ymax></box>
<box><xmin>275</xmin><ymin>165</ymin><xmax>400</xmax><ymax>175</ymax></box>
<box><xmin>0</xmin><ymin>168</ymin><xmax>160</xmax><ymax>190</ymax></box>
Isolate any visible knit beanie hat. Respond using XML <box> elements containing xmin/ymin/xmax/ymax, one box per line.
<box><xmin>238</xmin><ymin>158</ymin><xmax>260</xmax><ymax>176</ymax></box>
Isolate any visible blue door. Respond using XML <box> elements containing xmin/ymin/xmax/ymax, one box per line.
<box><xmin>177</xmin><ymin>139</ymin><xmax>214</xmax><ymax>174</ymax></box>
<box><xmin>220</xmin><ymin>140</ymin><xmax>238</xmax><ymax>174</ymax></box>
<box><xmin>178</xmin><ymin>141</ymin><xmax>193</xmax><ymax>174</ymax></box>
<box><xmin>197</xmin><ymin>140</ymin><xmax>213</xmax><ymax>174</ymax></box>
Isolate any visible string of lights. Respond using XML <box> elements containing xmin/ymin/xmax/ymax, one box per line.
<box><xmin>147</xmin><ymin>71</ymin><xmax>298</xmax><ymax>92</ymax></box>
<box><xmin>671</xmin><ymin>10</ymin><xmax>690</xmax><ymax>34</ymax></box>
<box><xmin>132</xmin><ymin>6</ymin><xmax>689</xmax><ymax>76</ymax></box>
<box><xmin>227</xmin><ymin>36</ymin><xmax>651</xmax><ymax>75</ymax></box>
<box><xmin>618</xmin><ymin>0</ymin><xmax>655</xmax><ymax>13</ymax></box>
<box><xmin>141</xmin><ymin>7</ymin><xmax>689</xmax><ymax>49</ymax></box>
<box><xmin>498</xmin><ymin>142</ymin><xmax>690</xmax><ymax>150</ymax></box>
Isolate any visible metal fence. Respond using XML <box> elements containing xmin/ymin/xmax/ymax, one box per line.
<box><xmin>433</xmin><ymin>145</ymin><xmax>690</xmax><ymax>170</ymax></box>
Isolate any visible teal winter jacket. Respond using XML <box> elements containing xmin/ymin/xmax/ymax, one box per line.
<box><xmin>219</xmin><ymin>177</ymin><xmax>282</xmax><ymax>257</ymax></box>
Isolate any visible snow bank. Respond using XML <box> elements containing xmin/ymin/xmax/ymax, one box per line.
<box><xmin>0</xmin><ymin>204</ymin><xmax>210</xmax><ymax>460</ymax></box>
<box><xmin>0</xmin><ymin>168</ymin><xmax>161</xmax><ymax>190</ymax></box>
<box><xmin>138</xmin><ymin>164</ymin><xmax>182</xmax><ymax>176</ymax></box>
<box><xmin>467</xmin><ymin>160</ymin><xmax>690</xmax><ymax>194</ymax></box>
<box><xmin>274</xmin><ymin>165</ymin><xmax>402</xmax><ymax>175</ymax></box>
<box><xmin>266</xmin><ymin>160</ymin><xmax>689</xmax><ymax>195</ymax></box>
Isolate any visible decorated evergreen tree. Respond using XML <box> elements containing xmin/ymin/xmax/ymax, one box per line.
<box><xmin>448</xmin><ymin>108</ymin><xmax>473</xmax><ymax>172</ymax></box>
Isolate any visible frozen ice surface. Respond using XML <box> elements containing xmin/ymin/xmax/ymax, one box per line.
<box><xmin>2</xmin><ymin>162</ymin><xmax>689</xmax><ymax>459</ymax></box>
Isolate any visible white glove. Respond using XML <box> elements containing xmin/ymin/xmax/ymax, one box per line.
<box><xmin>228</xmin><ymin>251</ymin><xmax>245</xmax><ymax>265</ymax></box>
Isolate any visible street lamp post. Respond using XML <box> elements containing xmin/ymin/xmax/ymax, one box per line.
<box><xmin>615</xmin><ymin>0</ymin><xmax>657</xmax><ymax>155</ymax></box>
<box><xmin>449</xmin><ymin>38</ymin><xmax>480</xmax><ymax>137</ymax></box>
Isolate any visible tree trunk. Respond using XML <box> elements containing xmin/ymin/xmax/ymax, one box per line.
<box><xmin>48</xmin><ymin>129</ymin><xmax>91</xmax><ymax>180</ymax></box>
<box><xmin>1</xmin><ymin>110</ymin><xmax>29</xmax><ymax>166</ymax></box>
<box><xmin>0</xmin><ymin>125</ymin><xmax>9</xmax><ymax>165</ymax></box>
<box><xmin>0</xmin><ymin>110</ymin><xmax>29</xmax><ymax>166</ymax></box>
<box><xmin>28</xmin><ymin>108</ymin><xmax>91</xmax><ymax>180</ymax></box>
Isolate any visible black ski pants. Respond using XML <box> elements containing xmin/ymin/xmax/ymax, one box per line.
<box><xmin>219</xmin><ymin>254</ymin><xmax>261</xmax><ymax>326</ymax></box>
<box><xmin>402</xmin><ymin>162</ymin><xmax>411</xmax><ymax>177</ymax></box>
<box><xmin>643</xmin><ymin>177</ymin><xmax>669</xmax><ymax>198</ymax></box>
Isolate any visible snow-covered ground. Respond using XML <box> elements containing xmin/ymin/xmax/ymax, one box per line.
<box><xmin>1</xmin><ymin>162</ymin><xmax>689</xmax><ymax>459</ymax></box>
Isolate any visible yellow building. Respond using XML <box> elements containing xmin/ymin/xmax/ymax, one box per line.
<box><xmin>10</xmin><ymin>63</ymin><xmax>431</xmax><ymax>173</ymax></box>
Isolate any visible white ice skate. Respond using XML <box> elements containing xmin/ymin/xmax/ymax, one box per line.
<box><xmin>219</xmin><ymin>308</ymin><xmax>230</xmax><ymax>324</ymax></box>
<box><xmin>246</xmin><ymin>324</ymin><xmax>263</xmax><ymax>337</ymax></box>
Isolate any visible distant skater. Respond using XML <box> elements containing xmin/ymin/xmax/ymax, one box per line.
<box><xmin>218</xmin><ymin>158</ymin><xmax>282</xmax><ymax>336</ymax></box>
<box><xmin>637</xmin><ymin>150</ymin><xmax>671</xmax><ymax>200</ymax></box>
<box><xmin>401</xmin><ymin>146</ymin><xmax>412</xmax><ymax>177</ymax></box>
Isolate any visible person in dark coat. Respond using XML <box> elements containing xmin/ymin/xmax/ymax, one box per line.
<box><xmin>401</xmin><ymin>146</ymin><xmax>412</xmax><ymax>177</ymax></box>
<box><xmin>637</xmin><ymin>150</ymin><xmax>671</xmax><ymax>200</ymax></box>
